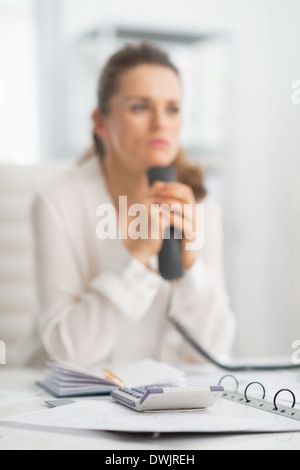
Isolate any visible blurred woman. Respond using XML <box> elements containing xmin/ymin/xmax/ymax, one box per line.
<box><xmin>31</xmin><ymin>41</ymin><xmax>236</xmax><ymax>367</ymax></box>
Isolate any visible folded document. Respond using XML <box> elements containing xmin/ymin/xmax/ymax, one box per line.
<box><xmin>37</xmin><ymin>358</ymin><xmax>186</xmax><ymax>398</ymax></box>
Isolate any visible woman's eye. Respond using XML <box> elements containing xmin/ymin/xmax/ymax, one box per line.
<box><xmin>168</xmin><ymin>107</ymin><xmax>180</xmax><ymax>114</ymax></box>
<box><xmin>131</xmin><ymin>104</ymin><xmax>148</xmax><ymax>112</ymax></box>
<box><xmin>130</xmin><ymin>104</ymin><xmax>181</xmax><ymax>114</ymax></box>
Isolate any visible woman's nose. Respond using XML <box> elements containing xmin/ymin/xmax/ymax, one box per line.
<box><xmin>150</xmin><ymin>108</ymin><xmax>169</xmax><ymax>129</ymax></box>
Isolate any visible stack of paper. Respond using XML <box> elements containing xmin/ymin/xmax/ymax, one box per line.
<box><xmin>37</xmin><ymin>358</ymin><xmax>186</xmax><ymax>398</ymax></box>
<box><xmin>5</xmin><ymin>397</ymin><xmax>300</xmax><ymax>434</ymax></box>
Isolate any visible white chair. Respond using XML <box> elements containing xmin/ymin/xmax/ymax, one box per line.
<box><xmin>0</xmin><ymin>161</ymin><xmax>71</xmax><ymax>366</ymax></box>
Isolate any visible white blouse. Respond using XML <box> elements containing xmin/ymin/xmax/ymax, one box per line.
<box><xmin>30</xmin><ymin>155</ymin><xmax>236</xmax><ymax>368</ymax></box>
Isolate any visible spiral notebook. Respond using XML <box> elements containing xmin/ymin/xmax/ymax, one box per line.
<box><xmin>37</xmin><ymin>359</ymin><xmax>186</xmax><ymax>398</ymax></box>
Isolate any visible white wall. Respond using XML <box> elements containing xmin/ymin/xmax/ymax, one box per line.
<box><xmin>36</xmin><ymin>0</ymin><xmax>300</xmax><ymax>359</ymax></box>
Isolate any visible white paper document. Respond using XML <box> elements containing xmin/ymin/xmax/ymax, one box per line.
<box><xmin>3</xmin><ymin>397</ymin><xmax>300</xmax><ymax>434</ymax></box>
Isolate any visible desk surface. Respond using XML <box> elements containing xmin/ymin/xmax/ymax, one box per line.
<box><xmin>0</xmin><ymin>367</ymin><xmax>299</xmax><ymax>450</ymax></box>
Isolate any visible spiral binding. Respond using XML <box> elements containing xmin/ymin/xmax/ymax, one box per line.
<box><xmin>218</xmin><ymin>375</ymin><xmax>300</xmax><ymax>422</ymax></box>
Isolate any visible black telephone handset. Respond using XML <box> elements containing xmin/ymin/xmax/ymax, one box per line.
<box><xmin>147</xmin><ymin>166</ymin><xmax>184</xmax><ymax>281</ymax></box>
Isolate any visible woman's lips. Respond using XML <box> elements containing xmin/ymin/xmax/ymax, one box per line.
<box><xmin>148</xmin><ymin>139</ymin><xmax>170</xmax><ymax>149</ymax></box>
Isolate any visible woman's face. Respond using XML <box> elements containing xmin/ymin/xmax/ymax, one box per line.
<box><xmin>96</xmin><ymin>64</ymin><xmax>183</xmax><ymax>171</ymax></box>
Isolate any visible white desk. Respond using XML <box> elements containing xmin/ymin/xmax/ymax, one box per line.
<box><xmin>0</xmin><ymin>368</ymin><xmax>299</xmax><ymax>450</ymax></box>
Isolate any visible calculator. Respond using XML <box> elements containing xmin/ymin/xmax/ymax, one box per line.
<box><xmin>111</xmin><ymin>386</ymin><xmax>224</xmax><ymax>412</ymax></box>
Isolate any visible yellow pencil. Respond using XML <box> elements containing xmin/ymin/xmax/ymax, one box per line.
<box><xmin>102</xmin><ymin>368</ymin><xmax>126</xmax><ymax>388</ymax></box>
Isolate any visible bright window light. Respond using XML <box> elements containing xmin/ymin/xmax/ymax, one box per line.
<box><xmin>0</xmin><ymin>1</ymin><xmax>39</xmax><ymax>164</ymax></box>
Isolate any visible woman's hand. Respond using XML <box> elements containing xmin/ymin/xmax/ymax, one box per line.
<box><xmin>120</xmin><ymin>181</ymin><xmax>201</xmax><ymax>271</ymax></box>
<box><xmin>120</xmin><ymin>182</ymin><xmax>170</xmax><ymax>266</ymax></box>
<box><xmin>121</xmin><ymin>181</ymin><xmax>202</xmax><ymax>270</ymax></box>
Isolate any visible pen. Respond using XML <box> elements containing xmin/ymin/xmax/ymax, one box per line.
<box><xmin>102</xmin><ymin>368</ymin><xmax>126</xmax><ymax>388</ymax></box>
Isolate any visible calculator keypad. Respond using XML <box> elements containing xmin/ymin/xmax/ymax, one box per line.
<box><xmin>118</xmin><ymin>388</ymin><xmax>147</xmax><ymax>400</ymax></box>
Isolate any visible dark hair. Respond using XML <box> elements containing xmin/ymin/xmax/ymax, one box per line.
<box><xmin>90</xmin><ymin>41</ymin><xmax>207</xmax><ymax>201</ymax></box>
